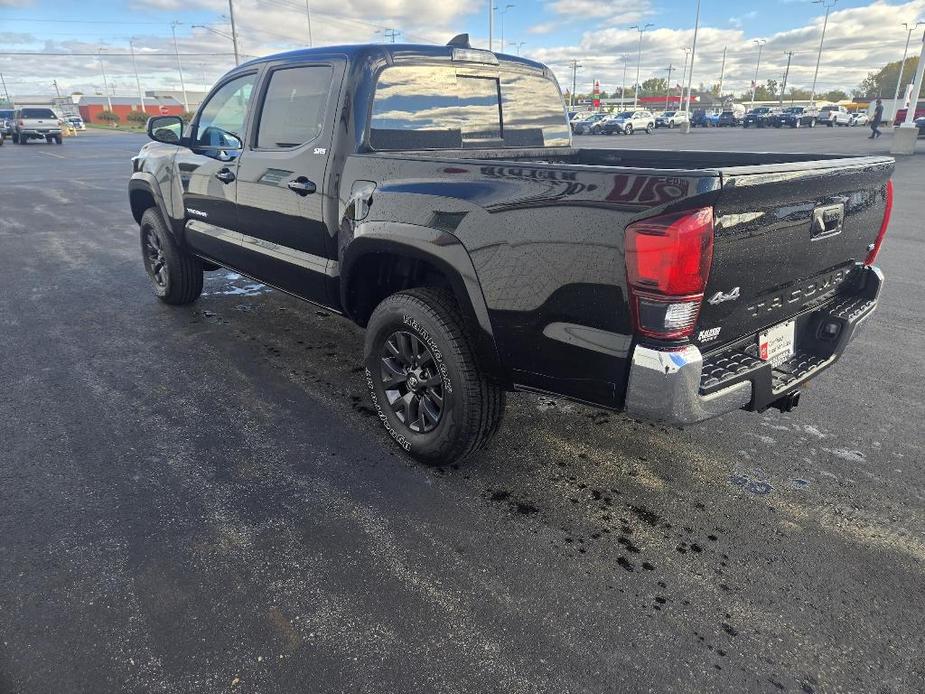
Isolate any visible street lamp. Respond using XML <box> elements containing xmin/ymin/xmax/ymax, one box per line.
<box><xmin>808</xmin><ymin>0</ymin><xmax>837</xmax><ymax>110</ymax></box>
<box><xmin>497</xmin><ymin>4</ymin><xmax>515</xmax><ymax>54</ymax></box>
<box><xmin>129</xmin><ymin>39</ymin><xmax>146</xmax><ymax>114</ymax></box>
<box><xmin>170</xmin><ymin>21</ymin><xmax>190</xmax><ymax>113</ymax></box>
<box><xmin>629</xmin><ymin>23</ymin><xmax>654</xmax><ymax>107</ymax></box>
<box><xmin>680</xmin><ymin>47</ymin><xmax>691</xmax><ymax>108</ymax></box>
<box><xmin>750</xmin><ymin>39</ymin><xmax>766</xmax><ymax>108</ymax></box>
<box><xmin>621</xmin><ymin>55</ymin><xmax>628</xmax><ymax>107</ymax></box>
<box><xmin>892</xmin><ymin>21</ymin><xmax>924</xmax><ymax>122</ymax></box>
<box><xmin>512</xmin><ymin>41</ymin><xmax>526</xmax><ymax>56</ymax></box>
<box><xmin>683</xmin><ymin>0</ymin><xmax>702</xmax><ymax>114</ymax></box>
<box><xmin>97</xmin><ymin>48</ymin><xmax>113</xmax><ymax>113</ymax></box>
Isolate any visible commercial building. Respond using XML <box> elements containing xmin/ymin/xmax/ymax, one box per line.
<box><xmin>74</xmin><ymin>96</ymin><xmax>184</xmax><ymax>124</ymax></box>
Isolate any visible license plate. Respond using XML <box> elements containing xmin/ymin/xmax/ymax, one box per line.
<box><xmin>759</xmin><ymin>320</ymin><xmax>795</xmax><ymax>367</ymax></box>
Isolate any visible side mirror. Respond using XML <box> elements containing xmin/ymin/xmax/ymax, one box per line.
<box><xmin>147</xmin><ymin>115</ymin><xmax>184</xmax><ymax>145</ymax></box>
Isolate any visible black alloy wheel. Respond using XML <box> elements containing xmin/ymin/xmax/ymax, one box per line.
<box><xmin>379</xmin><ymin>330</ymin><xmax>445</xmax><ymax>434</ymax></box>
<box><xmin>142</xmin><ymin>226</ymin><xmax>169</xmax><ymax>289</ymax></box>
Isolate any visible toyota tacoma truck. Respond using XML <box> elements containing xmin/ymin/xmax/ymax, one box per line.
<box><xmin>128</xmin><ymin>36</ymin><xmax>894</xmax><ymax>464</ymax></box>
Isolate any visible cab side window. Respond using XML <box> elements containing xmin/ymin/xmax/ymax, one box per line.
<box><xmin>194</xmin><ymin>73</ymin><xmax>256</xmax><ymax>151</ymax></box>
<box><xmin>256</xmin><ymin>66</ymin><xmax>333</xmax><ymax>149</ymax></box>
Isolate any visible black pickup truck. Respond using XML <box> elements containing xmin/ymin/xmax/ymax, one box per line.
<box><xmin>129</xmin><ymin>36</ymin><xmax>894</xmax><ymax>464</ymax></box>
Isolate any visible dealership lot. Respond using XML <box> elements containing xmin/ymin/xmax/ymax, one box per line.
<box><xmin>1</xmin><ymin>127</ymin><xmax>922</xmax><ymax>693</ymax></box>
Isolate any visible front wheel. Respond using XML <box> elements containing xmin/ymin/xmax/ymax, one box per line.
<box><xmin>139</xmin><ymin>208</ymin><xmax>203</xmax><ymax>305</ymax></box>
<box><xmin>809</xmin><ymin>119</ymin><xmax>816</xmax><ymax>128</ymax></box>
<box><xmin>364</xmin><ymin>288</ymin><xmax>505</xmax><ymax>465</ymax></box>
<box><xmin>624</xmin><ymin>124</ymin><xmax>633</xmax><ymax>135</ymax></box>
<box><xmin>645</xmin><ymin>124</ymin><xmax>653</xmax><ymax>134</ymax></box>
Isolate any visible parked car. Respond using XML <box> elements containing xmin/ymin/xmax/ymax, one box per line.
<box><xmin>129</xmin><ymin>37</ymin><xmax>895</xmax><ymax>465</ymax></box>
<box><xmin>893</xmin><ymin>106</ymin><xmax>925</xmax><ymax>125</ymax></box>
<box><xmin>600</xmin><ymin>110</ymin><xmax>655</xmax><ymax>135</ymax></box>
<box><xmin>0</xmin><ymin>109</ymin><xmax>13</xmax><ymax>136</ymax></box>
<box><xmin>67</xmin><ymin>116</ymin><xmax>86</xmax><ymax>130</ymax></box>
<box><xmin>717</xmin><ymin>110</ymin><xmax>742</xmax><ymax>127</ymax></box>
<box><xmin>655</xmin><ymin>110</ymin><xmax>689</xmax><ymax>128</ymax></box>
<box><xmin>572</xmin><ymin>112</ymin><xmax>608</xmax><ymax>135</ymax></box>
<box><xmin>770</xmin><ymin>106</ymin><xmax>817</xmax><ymax>128</ymax></box>
<box><xmin>690</xmin><ymin>109</ymin><xmax>712</xmax><ymax>127</ymax></box>
<box><xmin>11</xmin><ymin>107</ymin><xmax>63</xmax><ymax>144</ymax></box>
<box><xmin>742</xmin><ymin>106</ymin><xmax>776</xmax><ymax>128</ymax></box>
<box><xmin>817</xmin><ymin>105</ymin><xmax>851</xmax><ymax>127</ymax></box>
<box><xmin>915</xmin><ymin>116</ymin><xmax>925</xmax><ymax>137</ymax></box>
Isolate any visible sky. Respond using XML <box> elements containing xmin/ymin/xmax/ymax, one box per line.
<box><xmin>1</xmin><ymin>0</ymin><xmax>924</xmax><ymax>100</ymax></box>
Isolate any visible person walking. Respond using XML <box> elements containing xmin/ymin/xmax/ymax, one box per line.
<box><xmin>869</xmin><ymin>98</ymin><xmax>884</xmax><ymax>139</ymax></box>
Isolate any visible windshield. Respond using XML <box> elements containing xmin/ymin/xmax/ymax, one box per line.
<box><xmin>370</xmin><ymin>64</ymin><xmax>570</xmax><ymax>150</ymax></box>
<box><xmin>22</xmin><ymin>108</ymin><xmax>57</xmax><ymax>119</ymax></box>
<box><xmin>616</xmin><ymin>111</ymin><xmax>633</xmax><ymax>118</ymax></box>
<box><xmin>663</xmin><ymin>111</ymin><xmax>675</xmax><ymax>116</ymax></box>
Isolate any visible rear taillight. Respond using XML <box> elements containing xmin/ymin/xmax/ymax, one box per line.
<box><xmin>625</xmin><ymin>207</ymin><xmax>714</xmax><ymax>339</ymax></box>
<box><xmin>18</xmin><ymin>119</ymin><xmax>24</xmax><ymax>126</ymax></box>
<box><xmin>865</xmin><ymin>179</ymin><xmax>893</xmax><ymax>266</ymax></box>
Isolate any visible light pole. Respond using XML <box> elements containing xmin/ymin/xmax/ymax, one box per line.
<box><xmin>680</xmin><ymin>47</ymin><xmax>691</xmax><ymax>109</ymax></box>
<box><xmin>621</xmin><ymin>55</ymin><xmax>628</xmax><ymax>108</ymax></box>
<box><xmin>170</xmin><ymin>21</ymin><xmax>190</xmax><ymax>113</ymax></box>
<box><xmin>780</xmin><ymin>51</ymin><xmax>794</xmax><ymax>107</ymax></box>
<box><xmin>892</xmin><ymin>27</ymin><xmax>925</xmax><ymax>153</ymax></box>
<box><xmin>304</xmin><ymin>0</ymin><xmax>314</xmax><ymax>47</ymax></box>
<box><xmin>226</xmin><ymin>0</ymin><xmax>240</xmax><ymax>66</ymax></box>
<box><xmin>717</xmin><ymin>46</ymin><xmax>727</xmax><ymax>99</ymax></box>
<box><xmin>629</xmin><ymin>23</ymin><xmax>654</xmax><ymax>107</ymax></box>
<box><xmin>808</xmin><ymin>0</ymin><xmax>837</xmax><ymax>110</ymax></box>
<box><xmin>488</xmin><ymin>0</ymin><xmax>494</xmax><ymax>51</ymax></box>
<box><xmin>892</xmin><ymin>21</ymin><xmax>924</xmax><ymax>122</ymax></box>
<box><xmin>498</xmin><ymin>4</ymin><xmax>514</xmax><ymax>54</ymax></box>
<box><xmin>569</xmin><ymin>59</ymin><xmax>582</xmax><ymax>108</ymax></box>
<box><xmin>750</xmin><ymin>39</ymin><xmax>766</xmax><ymax>108</ymax></box>
<box><xmin>665</xmin><ymin>63</ymin><xmax>674</xmax><ymax>110</ymax></box>
<box><xmin>512</xmin><ymin>41</ymin><xmax>526</xmax><ymax>55</ymax></box>
<box><xmin>129</xmin><ymin>39</ymin><xmax>146</xmax><ymax>113</ymax></box>
<box><xmin>683</xmin><ymin>0</ymin><xmax>702</xmax><ymax>114</ymax></box>
<box><xmin>52</xmin><ymin>80</ymin><xmax>62</xmax><ymax>97</ymax></box>
<box><xmin>97</xmin><ymin>49</ymin><xmax>113</xmax><ymax>113</ymax></box>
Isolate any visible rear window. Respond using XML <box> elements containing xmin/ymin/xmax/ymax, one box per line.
<box><xmin>369</xmin><ymin>64</ymin><xmax>569</xmax><ymax>150</ymax></box>
<box><xmin>0</xmin><ymin>110</ymin><xmax>12</xmax><ymax>119</ymax></box>
<box><xmin>22</xmin><ymin>108</ymin><xmax>56</xmax><ymax>119</ymax></box>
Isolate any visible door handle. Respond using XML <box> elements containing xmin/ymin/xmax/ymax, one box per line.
<box><xmin>215</xmin><ymin>168</ymin><xmax>236</xmax><ymax>184</ymax></box>
<box><xmin>287</xmin><ymin>177</ymin><xmax>316</xmax><ymax>196</ymax></box>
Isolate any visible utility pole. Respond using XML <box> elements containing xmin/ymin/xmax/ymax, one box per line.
<box><xmin>384</xmin><ymin>28</ymin><xmax>400</xmax><ymax>43</ymax></box>
<box><xmin>665</xmin><ymin>64</ymin><xmax>673</xmax><ymax>110</ymax></box>
<box><xmin>569</xmin><ymin>59</ymin><xmax>582</xmax><ymax>108</ymax></box>
<box><xmin>499</xmin><ymin>4</ymin><xmax>514</xmax><ymax>53</ymax></box>
<box><xmin>97</xmin><ymin>49</ymin><xmax>113</xmax><ymax>113</ymax></box>
<box><xmin>130</xmin><ymin>39</ymin><xmax>146</xmax><ymax>113</ymax></box>
<box><xmin>717</xmin><ymin>46</ymin><xmax>727</xmax><ymax>99</ymax></box>
<box><xmin>227</xmin><ymin>0</ymin><xmax>240</xmax><ymax>66</ymax></box>
<box><xmin>892</xmin><ymin>21</ymin><xmax>924</xmax><ymax>122</ymax></box>
<box><xmin>304</xmin><ymin>0</ymin><xmax>314</xmax><ymax>47</ymax></box>
<box><xmin>750</xmin><ymin>39</ymin><xmax>766</xmax><ymax>108</ymax></box>
<box><xmin>0</xmin><ymin>72</ymin><xmax>10</xmax><ymax>105</ymax></box>
<box><xmin>680</xmin><ymin>47</ymin><xmax>691</xmax><ymax>109</ymax></box>
<box><xmin>629</xmin><ymin>23</ymin><xmax>654</xmax><ymax>107</ymax></box>
<box><xmin>780</xmin><ymin>51</ymin><xmax>794</xmax><ymax>107</ymax></box>
<box><xmin>683</xmin><ymin>0</ymin><xmax>702</xmax><ymax>114</ymax></box>
<box><xmin>171</xmin><ymin>21</ymin><xmax>190</xmax><ymax>112</ymax></box>
<box><xmin>808</xmin><ymin>0</ymin><xmax>837</xmax><ymax>110</ymax></box>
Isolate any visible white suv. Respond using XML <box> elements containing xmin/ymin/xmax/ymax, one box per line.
<box><xmin>602</xmin><ymin>110</ymin><xmax>656</xmax><ymax>135</ymax></box>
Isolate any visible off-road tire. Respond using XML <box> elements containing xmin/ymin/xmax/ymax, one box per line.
<box><xmin>139</xmin><ymin>207</ymin><xmax>203</xmax><ymax>305</ymax></box>
<box><xmin>364</xmin><ymin>288</ymin><xmax>505</xmax><ymax>465</ymax></box>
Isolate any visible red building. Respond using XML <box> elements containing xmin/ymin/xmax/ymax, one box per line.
<box><xmin>76</xmin><ymin>96</ymin><xmax>185</xmax><ymax>123</ymax></box>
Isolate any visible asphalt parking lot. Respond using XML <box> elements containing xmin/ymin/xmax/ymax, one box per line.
<box><xmin>1</xmin><ymin>126</ymin><xmax>922</xmax><ymax>694</ymax></box>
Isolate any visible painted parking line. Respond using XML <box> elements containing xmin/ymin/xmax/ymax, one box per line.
<box><xmin>37</xmin><ymin>150</ymin><xmax>66</xmax><ymax>159</ymax></box>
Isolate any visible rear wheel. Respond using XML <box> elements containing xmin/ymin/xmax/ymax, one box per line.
<box><xmin>645</xmin><ymin>124</ymin><xmax>653</xmax><ymax>134</ymax></box>
<box><xmin>364</xmin><ymin>288</ymin><xmax>505</xmax><ymax>465</ymax></box>
<box><xmin>809</xmin><ymin>119</ymin><xmax>816</xmax><ymax>128</ymax></box>
<box><xmin>624</xmin><ymin>124</ymin><xmax>633</xmax><ymax>135</ymax></box>
<box><xmin>139</xmin><ymin>208</ymin><xmax>203</xmax><ymax>305</ymax></box>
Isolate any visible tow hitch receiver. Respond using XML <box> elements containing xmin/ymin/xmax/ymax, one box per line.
<box><xmin>772</xmin><ymin>390</ymin><xmax>801</xmax><ymax>413</ymax></box>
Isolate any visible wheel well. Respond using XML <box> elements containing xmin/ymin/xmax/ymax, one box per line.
<box><xmin>129</xmin><ymin>188</ymin><xmax>157</xmax><ymax>224</ymax></box>
<box><xmin>346</xmin><ymin>252</ymin><xmax>454</xmax><ymax>327</ymax></box>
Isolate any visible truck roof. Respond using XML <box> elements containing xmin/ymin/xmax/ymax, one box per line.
<box><xmin>237</xmin><ymin>42</ymin><xmax>548</xmax><ymax>73</ymax></box>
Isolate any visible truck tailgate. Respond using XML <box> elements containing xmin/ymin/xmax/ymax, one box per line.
<box><xmin>696</xmin><ymin>157</ymin><xmax>893</xmax><ymax>351</ymax></box>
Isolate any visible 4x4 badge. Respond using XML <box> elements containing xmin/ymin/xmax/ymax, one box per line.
<box><xmin>707</xmin><ymin>287</ymin><xmax>741</xmax><ymax>305</ymax></box>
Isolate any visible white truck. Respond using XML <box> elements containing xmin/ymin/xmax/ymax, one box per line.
<box><xmin>11</xmin><ymin>107</ymin><xmax>63</xmax><ymax>144</ymax></box>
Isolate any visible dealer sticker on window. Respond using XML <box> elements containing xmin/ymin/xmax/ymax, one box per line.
<box><xmin>759</xmin><ymin>320</ymin><xmax>795</xmax><ymax>367</ymax></box>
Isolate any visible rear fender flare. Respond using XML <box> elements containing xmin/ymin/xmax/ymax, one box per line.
<box><xmin>341</xmin><ymin>222</ymin><xmax>508</xmax><ymax>385</ymax></box>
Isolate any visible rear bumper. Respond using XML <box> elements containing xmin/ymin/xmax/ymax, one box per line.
<box><xmin>20</xmin><ymin>128</ymin><xmax>61</xmax><ymax>137</ymax></box>
<box><xmin>624</xmin><ymin>265</ymin><xmax>883</xmax><ymax>426</ymax></box>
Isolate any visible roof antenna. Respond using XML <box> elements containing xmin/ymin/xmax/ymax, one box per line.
<box><xmin>446</xmin><ymin>33</ymin><xmax>471</xmax><ymax>48</ymax></box>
